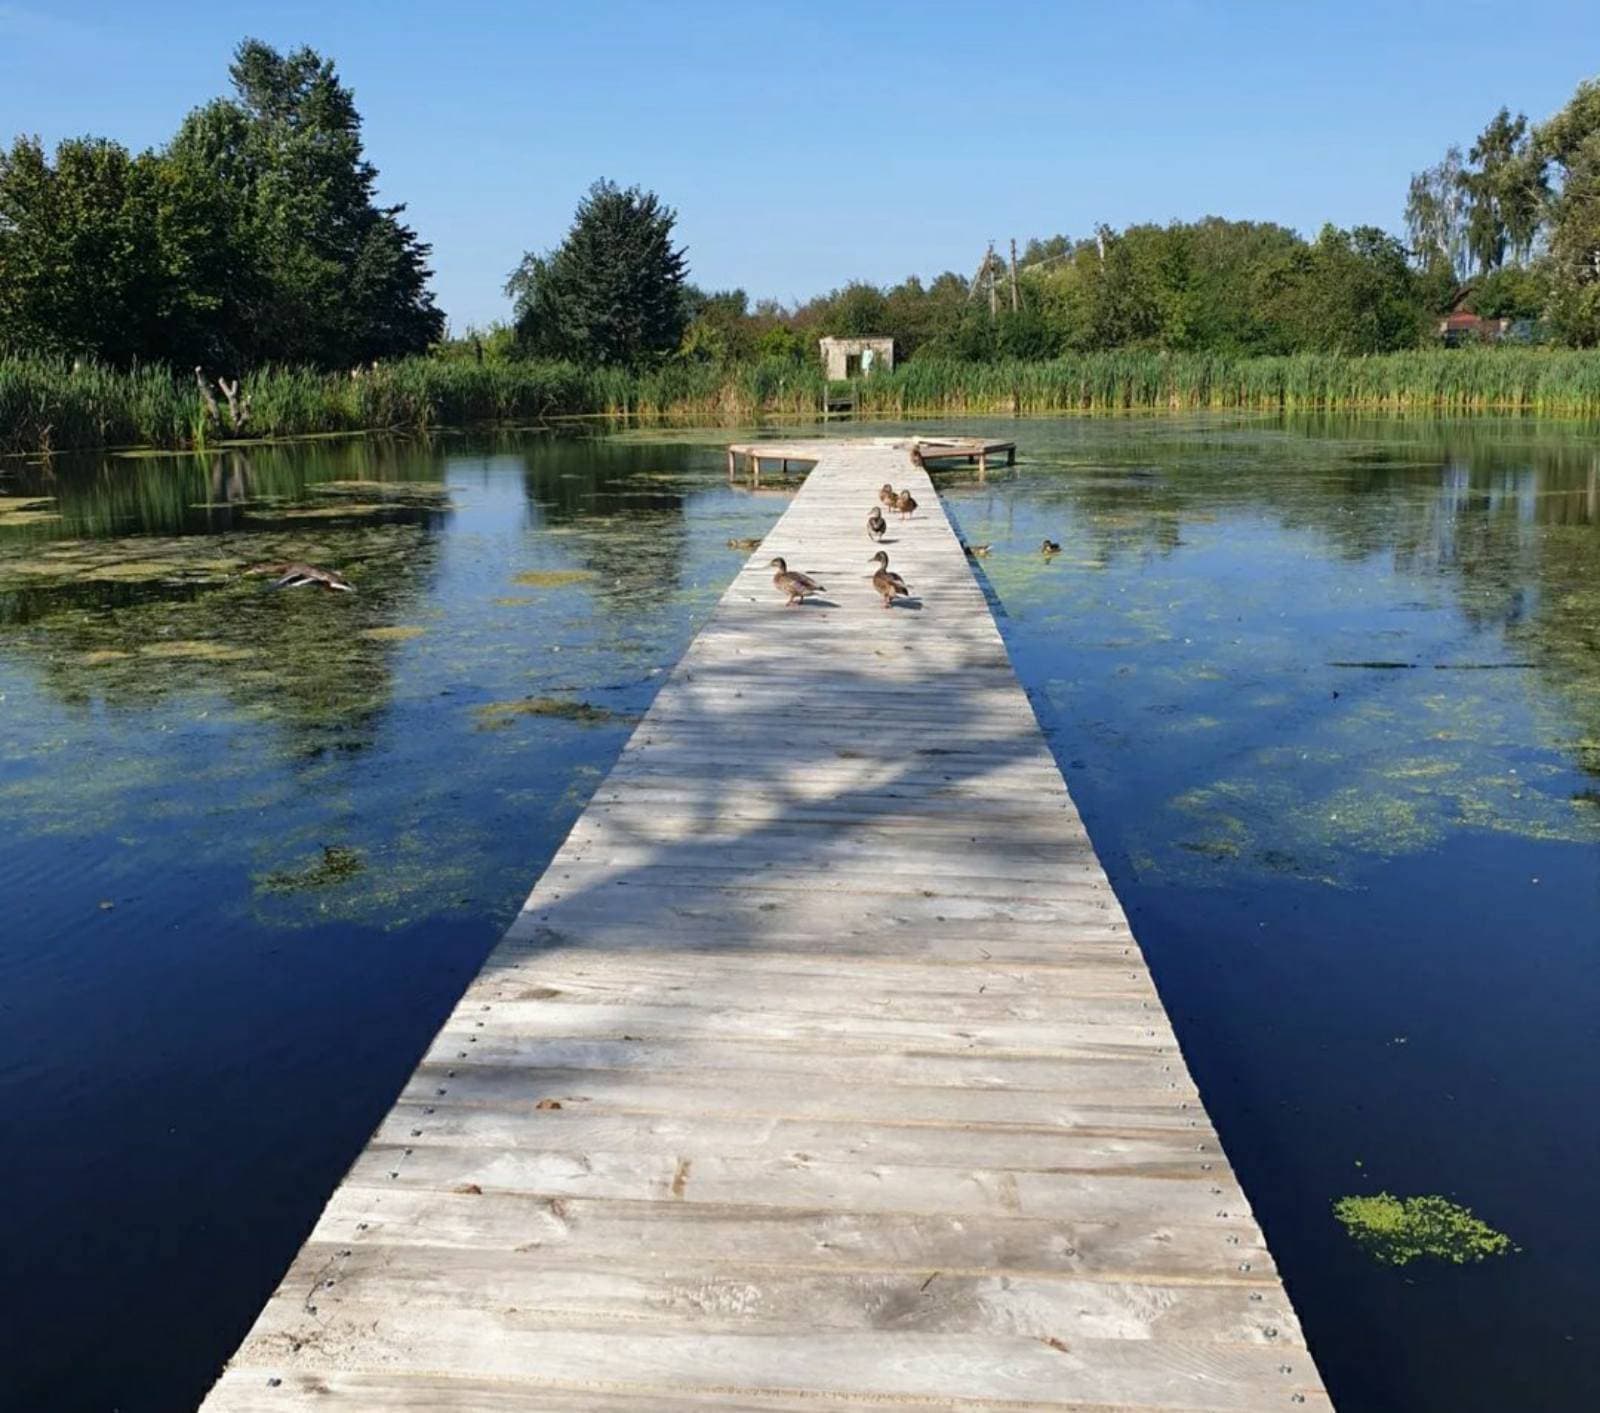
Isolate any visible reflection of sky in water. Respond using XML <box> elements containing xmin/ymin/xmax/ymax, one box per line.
<box><xmin>1</xmin><ymin>418</ymin><xmax>1598</xmax><ymax>1413</ymax></box>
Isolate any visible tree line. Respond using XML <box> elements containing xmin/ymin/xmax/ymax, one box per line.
<box><xmin>0</xmin><ymin>40</ymin><xmax>442</xmax><ymax>370</ymax></box>
<box><xmin>5</xmin><ymin>42</ymin><xmax>1600</xmax><ymax>376</ymax></box>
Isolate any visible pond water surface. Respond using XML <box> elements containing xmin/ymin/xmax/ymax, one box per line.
<box><xmin>1</xmin><ymin>417</ymin><xmax>1596</xmax><ymax>1412</ymax></box>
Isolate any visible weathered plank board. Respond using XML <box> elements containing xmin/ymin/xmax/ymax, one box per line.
<box><xmin>200</xmin><ymin>440</ymin><xmax>1327</xmax><ymax>1411</ymax></box>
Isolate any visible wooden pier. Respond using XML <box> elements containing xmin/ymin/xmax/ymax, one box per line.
<box><xmin>201</xmin><ymin>440</ymin><xmax>1328</xmax><ymax>1411</ymax></box>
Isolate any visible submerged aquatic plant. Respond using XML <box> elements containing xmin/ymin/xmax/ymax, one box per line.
<box><xmin>257</xmin><ymin>844</ymin><xmax>366</xmax><ymax>893</ymax></box>
<box><xmin>1333</xmin><ymin>1192</ymin><xmax>1516</xmax><ymax>1266</ymax></box>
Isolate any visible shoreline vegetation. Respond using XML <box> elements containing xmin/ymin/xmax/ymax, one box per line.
<box><xmin>6</xmin><ymin>349</ymin><xmax>1600</xmax><ymax>455</ymax></box>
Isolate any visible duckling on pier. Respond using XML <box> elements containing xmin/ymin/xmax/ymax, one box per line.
<box><xmin>878</xmin><ymin>483</ymin><xmax>899</xmax><ymax>508</ymax></box>
<box><xmin>869</xmin><ymin>550</ymin><xmax>911</xmax><ymax>609</ymax></box>
<box><xmin>768</xmin><ymin>557</ymin><xmax>826</xmax><ymax>607</ymax></box>
<box><xmin>896</xmin><ymin>490</ymin><xmax>918</xmax><ymax>520</ymax></box>
<box><xmin>867</xmin><ymin>505</ymin><xmax>887</xmax><ymax>541</ymax></box>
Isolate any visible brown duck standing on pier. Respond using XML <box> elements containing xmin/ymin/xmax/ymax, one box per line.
<box><xmin>909</xmin><ymin>444</ymin><xmax>926</xmax><ymax>471</ymax></box>
<box><xmin>869</xmin><ymin>550</ymin><xmax>910</xmax><ymax>609</ymax></box>
<box><xmin>878</xmin><ymin>483</ymin><xmax>899</xmax><ymax>508</ymax></box>
<box><xmin>246</xmin><ymin>562</ymin><xmax>356</xmax><ymax>592</ymax></box>
<box><xmin>867</xmin><ymin>505</ymin><xmax>887</xmax><ymax>541</ymax></box>
<box><xmin>768</xmin><ymin>557</ymin><xmax>826</xmax><ymax>607</ymax></box>
<box><xmin>896</xmin><ymin>489</ymin><xmax>918</xmax><ymax>520</ymax></box>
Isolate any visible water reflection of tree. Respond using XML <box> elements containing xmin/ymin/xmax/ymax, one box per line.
<box><xmin>0</xmin><ymin>438</ymin><xmax>458</xmax><ymax>756</ymax></box>
<box><xmin>518</xmin><ymin>435</ymin><xmax>701</xmax><ymax>602</ymax></box>
<box><xmin>5</xmin><ymin>437</ymin><xmax>455</xmax><ymax>540</ymax></box>
<box><xmin>1031</xmin><ymin>418</ymin><xmax>1600</xmax><ymax>782</ymax></box>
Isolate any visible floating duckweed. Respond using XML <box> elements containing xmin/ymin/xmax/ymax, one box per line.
<box><xmin>138</xmin><ymin>640</ymin><xmax>257</xmax><ymax>661</ymax></box>
<box><xmin>359</xmin><ymin>625</ymin><xmax>426</xmax><ymax>642</ymax></box>
<box><xmin>81</xmin><ymin>560</ymin><xmax>191</xmax><ymax>582</ymax></box>
<box><xmin>493</xmin><ymin>595</ymin><xmax>537</xmax><ymax>606</ymax></box>
<box><xmin>0</xmin><ymin>495</ymin><xmax>56</xmax><ymax>517</ymax></box>
<box><xmin>1333</xmin><ymin>1193</ymin><xmax>1515</xmax><ymax>1266</ymax></box>
<box><xmin>472</xmin><ymin>695</ymin><xmax>624</xmax><ymax>728</ymax></box>
<box><xmin>511</xmin><ymin>569</ymin><xmax>594</xmax><ymax>588</ymax></box>
<box><xmin>312</xmin><ymin>480</ymin><xmax>448</xmax><ymax>495</ymax></box>
<box><xmin>258</xmin><ymin>844</ymin><xmax>366</xmax><ymax>893</ymax></box>
<box><xmin>253</xmin><ymin>503</ymin><xmax>397</xmax><ymax>520</ymax></box>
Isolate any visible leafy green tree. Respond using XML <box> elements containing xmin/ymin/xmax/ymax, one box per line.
<box><xmin>0</xmin><ymin>39</ymin><xmax>441</xmax><ymax>368</ymax></box>
<box><xmin>1462</xmin><ymin>109</ymin><xmax>1549</xmax><ymax>273</ymax></box>
<box><xmin>680</xmin><ymin>287</ymin><xmax>756</xmax><ymax>363</ymax></box>
<box><xmin>508</xmin><ymin>180</ymin><xmax>688</xmax><ymax>366</ymax></box>
<box><xmin>1537</xmin><ymin>78</ymin><xmax>1600</xmax><ymax>345</ymax></box>
<box><xmin>0</xmin><ymin>136</ymin><xmax>220</xmax><ymax>362</ymax></box>
<box><xmin>755</xmin><ymin>324</ymin><xmax>807</xmax><ymax>363</ymax></box>
<box><xmin>1258</xmin><ymin>225</ymin><xmax>1426</xmax><ymax>353</ymax></box>
<box><xmin>168</xmin><ymin>39</ymin><xmax>443</xmax><ymax>366</ymax></box>
<box><xmin>818</xmin><ymin>281</ymin><xmax>892</xmax><ymax>337</ymax></box>
<box><xmin>1406</xmin><ymin>147</ymin><xmax>1470</xmax><ymax>279</ymax></box>
<box><xmin>1467</xmin><ymin>265</ymin><xmax>1550</xmax><ymax>319</ymax></box>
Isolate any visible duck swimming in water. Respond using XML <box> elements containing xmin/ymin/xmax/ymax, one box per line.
<box><xmin>1040</xmin><ymin>539</ymin><xmax>1061</xmax><ymax>556</ymax></box>
<box><xmin>869</xmin><ymin>550</ymin><xmax>910</xmax><ymax>609</ymax></box>
<box><xmin>867</xmin><ymin>505</ymin><xmax>887</xmax><ymax>541</ymax></box>
<box><xmin>247</xmin><ymin>562</ymin><xmax>355</xmax><ymax>592</ymax></box>
<box><xmin>768</xmin><ymin>556</ymin><xmax>826</xmax><ymax>607</ymax></box>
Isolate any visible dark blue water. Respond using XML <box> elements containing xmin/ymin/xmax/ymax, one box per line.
<box><xmin>1</xmin><ymin>418</ymin><xmax>1595</xmax><ymax>1411</ymax></box>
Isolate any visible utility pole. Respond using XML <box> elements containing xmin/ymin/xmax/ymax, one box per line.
<box><xmin>1008</xmin><ymin>238</ymin><xmax>1020</xmax><ymax>314</ymax></box>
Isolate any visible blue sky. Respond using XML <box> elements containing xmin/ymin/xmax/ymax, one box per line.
<box><xmin>3</xmin><ymin>1</ymin><xmax>1597</xmax><ymax>330</ymax></box>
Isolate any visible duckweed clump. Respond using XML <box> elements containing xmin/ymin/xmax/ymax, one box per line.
<box><xmin>472</xmin><ymin>696</ymin><xmax>625</xmax><ymax>729</ymax></box>
<box><xmin>511</xmin><ymin>569</ymin><xmax>594</xmax><ymax>588</ymax></box>
<box><xmin>1333</xmin><ymin>1193</ymin><xmax>1516</xmax><ymax>1266</ymax></box>
<box><xmin>258</xmin><ymin>844</ymin><xmax>366</xmax><ymax>893</ymax></box>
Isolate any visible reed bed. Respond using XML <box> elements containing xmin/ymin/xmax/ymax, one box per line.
<box><xmin>5</xmin><ymin>349</ymin><xmax>1600</xmax><ymax>455</ymax></box>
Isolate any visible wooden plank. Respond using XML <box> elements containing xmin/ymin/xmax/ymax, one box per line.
<box><xmin>199</xmin><ymin>439</ymin><xmax>1325</xmax><ymax>1410</ymax></box>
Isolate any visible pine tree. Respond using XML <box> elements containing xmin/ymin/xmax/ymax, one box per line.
<box><xmin>507</xmin><ymin>181</ymin><xmax>689</xmax><ymax>366</ymax></box>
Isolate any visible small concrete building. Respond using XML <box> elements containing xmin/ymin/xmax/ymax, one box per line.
<box><xmin>819</xmin><ymin>336</ymin><xmax>895</xmax><ymax>379</ymax></box>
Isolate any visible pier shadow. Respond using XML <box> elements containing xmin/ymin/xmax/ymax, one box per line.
<box><xmin>472</xmin><ymin>635</ymin><xmax>1082</xmax><ymax>994</ymax></box>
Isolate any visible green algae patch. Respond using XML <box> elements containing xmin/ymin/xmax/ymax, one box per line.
<box><xmin>82</xmin><ymin>560</ymin><xmax>192</xmax><ymax>582</ymax></box>
<box><xmin>257</xmin><ymin>844</ymin><xmax>366</xmax><ymax>894</ymax></box>
<box><xmin>473</xmin><ymin>695</ymin><xmax>624</xmax><ymax>729</ymax></box>
<box><xmin>359</xmin><ymin>625</ymin><xmax>425</xmax><ymax>642</ymax></box>
<box><xmin>138</xmin><ymin>640</ymin><xmax>257</xmax><ymax>661</ymax></box>
<box><xmin>254</xmin><ymin>502</ymin><xmax>396</xmax><ymax>520</ymax></box>
<box><xmin>312</xmin><ymin>479</ymin><xmax>448</xmax><ymax>496</ymax></box>
<box><xmin>0</xmin><ymin>495</ymin><xmax>56</xmax><ymax>517</ymax></box>
<box><xmin>511</xmin><ymin>569</ymin><xmax>594</xmax><ymax>588</ymax></box>
<box><xmin>493</xmin><ymin>595</ymin><xmax>537</xmax><ymax>606</ymax></box>
<box><xmin>1334</xmin><ymin>1193</ymin><xmax>1515</xmax><ymax>1266</ymax></box>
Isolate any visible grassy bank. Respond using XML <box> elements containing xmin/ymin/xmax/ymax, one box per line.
<box><xmin>6</xmin><ymin>348</ymin><xmax>1600</xmax><ymax>454</ymax></box>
